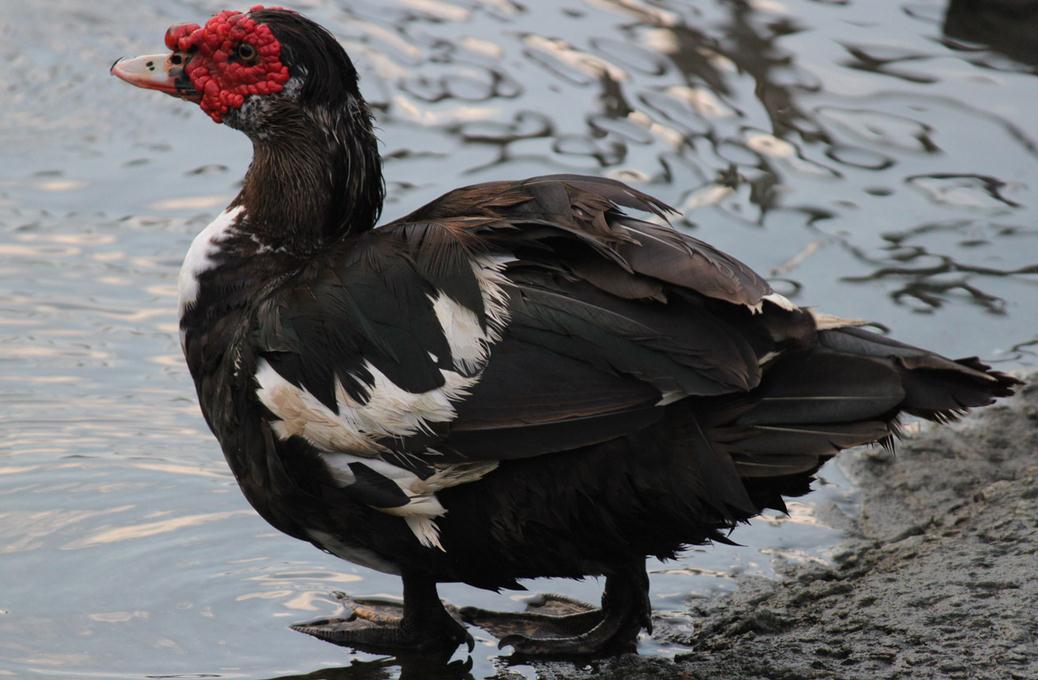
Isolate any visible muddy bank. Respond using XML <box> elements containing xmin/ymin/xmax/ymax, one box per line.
<box><xmin>509</xmin><ymin>376</ymin><xmax>1037</xmax><ymax>680</ymax></box>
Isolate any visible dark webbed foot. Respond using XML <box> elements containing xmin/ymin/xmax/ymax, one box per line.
<box><xmin>291</xmin><ymin>575</ymin><xmax>473</xmax><ymax>654</ymax></box>
<box><xmin>464</xmin><ymin>563</ymin><xmax>652</xmax><ymax>658</ymax></box>
<box><xmin>461</xmin><ymin>593</ymin><xmax>603</xmax><ymax>639</ymax></box>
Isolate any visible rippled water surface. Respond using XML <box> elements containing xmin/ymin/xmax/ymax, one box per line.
<box><xmin>2</xmin><ymin>0</ymin><xmax>1036</xmax><ymax>677</ymax></box>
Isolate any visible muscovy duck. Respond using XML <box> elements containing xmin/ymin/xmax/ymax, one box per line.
<box><xmin>112</xmin><ymin>7</ymin><xmax>1019</xmax><ymax>657</ymax></box>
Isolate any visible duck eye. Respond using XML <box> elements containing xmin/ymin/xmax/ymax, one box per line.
<box><xmin>236</xmin><ymin>43</ymin><xmax>256</xmax><ymax>61</ymax></box>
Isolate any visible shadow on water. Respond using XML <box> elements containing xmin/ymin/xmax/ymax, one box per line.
<box><xmin>943</xmin><ymin>0</ymin><xmax>1038</xmax><ymax>71</ymax></box>
<box><xmin>259</xmin><ymin>650</ymin><xmax>632</xmax><ymax>680</ymax></box>
<box><xmin>263</xmin><ymin>652</ymin><xmax>474</xmax><ymax>680</ymax></box>
<box><xmin>1</xmin><ymin>0</ymin><xmax>1037</xmax><ymax>678</ymax></box>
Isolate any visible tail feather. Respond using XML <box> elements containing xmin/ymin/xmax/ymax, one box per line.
<box><xmin>726</xmin><ymin>454</ymin><xmax>827</xmax><ymax>478</ymax></box>
<box><xmin>818</xmin><ymin>327</ymin><xmax>1019</xmax><ymax>422</ymax></box>
<box><xmin>721</xmin><ymin>421</ymin><xmax>893</xmax><ymax>457</ymax></box>
<box><xmin>705</xmin><ymin>325</ymin><xmax>1021</xmax><ymax>492</ymax></box>
<box><xmin>729</xmin><ymin>350</ymin><xmax>904</xmax><ymax>425</ymax></box>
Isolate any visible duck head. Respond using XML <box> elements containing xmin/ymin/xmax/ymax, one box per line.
<box><xmin>112</xmin><ymin>6</ymin><xmax>363</xmax><ymax>132</ymax></box>
<box><xmin>112</xmin><ymin>6</ymin><xmax>384</xmax><ymax>248</ymax></box>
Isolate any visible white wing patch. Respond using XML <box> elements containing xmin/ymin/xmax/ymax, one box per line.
<box><xmin>471</xmin><ymin>254</ymin><xmax>512</xmax><ymax>334</ymax></box>
<box><xmin>759</xmin><ymin>350</ymin><xmax>782</xmax><ymax>365</ymax></box>
<box><xmin>178</xmin><ymin>205</ymin><xmax>244</xmax><ymax>318</ymax></box>
<box><xmin>655</xmin><ymin>389</ymin><xmax>686</xmax><ymax>407</ymax></box>
<box><xmin>319</xmin><ymin>453</ymin><xmax>497</xmax><ymax>551</ymax></box>
<box><xmin>749</xmin><ymin>291</ymin><xmax>799</xmax><ymax>314</ymax></box>
<box><xmin>811</xmin><ymin>310</ymin><xmax>870</xmax><ymax>330</ymax></box>
<box><xmin>255</xmin><ymin>359</ymin><xmax>479</xmax><ymax>454</ymax></box>
<box><xmin>429</xmin><ymin>254</ymin><xmax>513</xmax><ymax>372</ymax></box>
<box><xmin>254</xmin><ymin>251</ymin><xmax>512</xmax><ymax>550</ymax></box>
<box><xmin>430</xmin><ymin>293</ymin><xmax>490</xmax><ymax>373</ymax></box>
<box><xmin>763</xmin><ymin>292</ymin><xmax>798</xmax><ymax>311</ymax></box>
<box><xmin>256</xmin><ymin>360</ymin><xmax>497</xmax><ymax>548</ymax></box>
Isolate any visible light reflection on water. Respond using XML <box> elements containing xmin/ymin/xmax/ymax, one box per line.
<box><xmin>1</xmin><ymin>0</ymin><xmax>1035</xmax><ymax>678</ymax></box>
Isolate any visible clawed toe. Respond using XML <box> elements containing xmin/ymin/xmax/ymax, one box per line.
<box><xmin>292</xmin><ymin>584</ymin><xmax>472</xmax><ymax>654</ymax></box>
<box><xmin>290</xmin><ymin>615</ymin><xmax>383</xmax><ymax>646</ymax></box>
<box><xmin>497</xmin><ymin>627</ymin><xmax>632</xmax><ymax>658</ymax></box>
<box><xmin>464</xmin><ymin>595</ymin><xmax>637</xmax><ymax>658</ymax></box>
<box><xmin>469</xmin><ymin>566</ymin><xmax>652</xmax><ymax>658</ymax></box>
<box><xmin>524</xmin><ymin>592</ymin><xmax>597</xmax><ymax>615</ymax></box>
<box><xmin>349</xmin><ymin>596</ymin><xmax>405</xmax><ymax>626</ymax></box>
<box><xmin>292</xmin><ymin>611</ymin><xmax>472</xmax><ymax>654</ymax></box>
<box><xmin>498</xmin><ymin>633</ymin><xmax>531</xmax><ymax>652</ymax></box>
<box><xmin>461</xmin><ymin>593</ymin><xmax>603</xmax><ymax>640</ymax></box>
<box><xmin>289</xmin><ymin>567</ymin><xmax>650</xmax><ymax>659</ymax></box>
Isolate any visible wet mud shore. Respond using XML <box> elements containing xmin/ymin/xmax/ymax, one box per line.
<box><xmin>518</xmin><ymin>375</ymin><xmax>1037</xmax><ymax>680</ymax></box>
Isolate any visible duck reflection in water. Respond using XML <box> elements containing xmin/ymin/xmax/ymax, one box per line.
<box><xmin>263</xmin><ymin>651</ymin><xmax>475</xmax><ymax>680</ymax></box>
<box><xmin>944</xmin><ymin>0</ymin><xmax>1038</xmax><ymax>70</ymax></box>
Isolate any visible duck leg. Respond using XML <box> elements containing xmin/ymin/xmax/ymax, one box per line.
<box><xmin>291</xmin><ymin>571</ymin><xmax>473</xmax><ymax>654</ymax></box>
<box><xmin>463</xmin><ymin>561</ymin><xmax>652</xmax><ymax>657</ymax></box>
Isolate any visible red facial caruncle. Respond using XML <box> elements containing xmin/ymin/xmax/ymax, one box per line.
<box><xmin>165</xmin><ymin>6</ymin><xmax>291</xmax><ymax>123</ymax></box>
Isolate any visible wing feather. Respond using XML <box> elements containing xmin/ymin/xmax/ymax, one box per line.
<box><xmin>253</xmin><ymin>174</ymin><xmax>804</xmax><ymax>479</ymax></box>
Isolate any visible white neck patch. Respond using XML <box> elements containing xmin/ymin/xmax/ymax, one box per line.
<box><xmin>178</xmin><ymin>206</ymin><xmax>245</xmax><ymax>318</ymax></box>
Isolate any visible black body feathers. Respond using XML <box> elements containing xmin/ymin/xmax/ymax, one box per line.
<box><xmin>181</xmin><ymin>170</ymin><xmax>1019</xmax><ymax>589</ymax></box>
<box><xmin>175</xmin><ymin>8</ymin><xmax>1019</xmax><ymax>595</ymax></box>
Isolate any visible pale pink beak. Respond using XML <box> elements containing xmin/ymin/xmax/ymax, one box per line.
<box><xmin>111</xmin><ymin>52</ymin><xmax>200</xmax><ymax>101</ymax></box>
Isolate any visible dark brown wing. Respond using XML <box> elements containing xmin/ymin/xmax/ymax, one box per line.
<box><xmin>374</xmin><ymin>174</ymin><xmax>807</xmax><ymax>461</ymax></box>
<box><xmin>246</xmin><ymin>173</ymin><xmax>1017</xmax><ymax>518</ymax></box>
<box><xmin>397</xmin><ymin>173</ymin><xmax>773</xmax><ymax>309</ymax></box>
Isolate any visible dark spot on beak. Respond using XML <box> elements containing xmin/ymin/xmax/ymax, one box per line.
<box><xmin>146</xmin><ymin>61</ymin><xmax>155</xmax><ymax>71</ymax></box>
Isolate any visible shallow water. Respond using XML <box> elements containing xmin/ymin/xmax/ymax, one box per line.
<box><xmin>1</xmin><ymin>0</ymin><xmax>1035</xmax><ymax>678</ymax></box>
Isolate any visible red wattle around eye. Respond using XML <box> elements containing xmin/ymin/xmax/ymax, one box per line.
<box><xmin>165</xmin><ymin>22</ymin><xmax>201</xmax><ymax>51</ymax></box>
<box><xmin>171</xmin><ymin>8</ymin><xmax>290</xmax><ymax>123</ymax></box>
